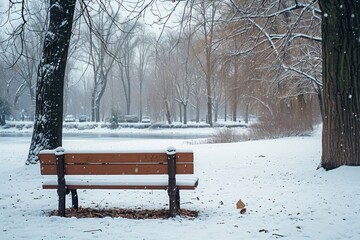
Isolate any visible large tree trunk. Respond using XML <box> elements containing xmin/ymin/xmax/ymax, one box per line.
<box><xmin>319</xmin><ymin>1</ymin><xmax>360</xmax><ymax>170</ymax></box>
<box><xmin>27</xmin><ymin>0</ymin><xmax>76</xmax><ymax>164</ymax></box>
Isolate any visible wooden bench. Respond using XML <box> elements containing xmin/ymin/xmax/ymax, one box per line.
<box><xmin>39</xmin><ymin>147</ymin><xmax>198</xmax><ymax>217</ymax></box>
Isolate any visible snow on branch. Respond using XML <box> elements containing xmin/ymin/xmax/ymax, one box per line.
<box><xmin>247</xmin><ymin>17</ymin><xmax>321</xmax><ymax>90</ymax></box>
<box><xmin>230</xmin><ymin>0</ymin><xmax>321</xmax><ymax>19</ymax></box>
<box><xmin>283</xmin><ymin>65</ymin><xmax>322</xmax><ymax>87</ymax></box>
<box><xmin>270</xmin><ymin>33</ymin><xmax>321</xmax><ymax>42</ymax></box>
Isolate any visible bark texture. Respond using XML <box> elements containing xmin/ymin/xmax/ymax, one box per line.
<box><xmin>319</xmin><ymin>1</ymin><xmax>360</xmax><ymax>169</ymax></box>
<box><xmin>27</xmin><ymin>0</ymin><xmax>76</xmax><ymax>164</ymax></box>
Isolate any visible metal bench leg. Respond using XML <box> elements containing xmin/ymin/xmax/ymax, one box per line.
<box><xmin>57</xmin><ymin>180</ymin><xmax>66</xmax><ymax>217</ymax></box>
<box><xmin>56</xmin><ymin>147</ymin><xmax>66</xmax><ymax>217</ymax></box>
<box><xmin>168</xmin><ymin>187</ymin><xmax>178</xmax><ymax>217</ymax></box>
<box><xmin>71</xmin><ymin>190</ymin><xmax>78</xmax><ymax>209</ymax></box>
<box><xmin>167</xmin><ymin>147</ymin><xmax>178</xmax><ymax>217</ymax></box>
<box><xmin>176</xmin><ymin>188</ymin><xmax>180</xmax><ymax>211</ymax></box>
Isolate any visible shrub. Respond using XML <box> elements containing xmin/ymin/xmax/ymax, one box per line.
<box><xmin>249</xmin><ymin>115</ymin><xmax>313</xmax><ymax>139</ymax></box>
<box><xmin>208</xmin><ymin>128</ymin><xmax>243</xmax><ymax>143</ymax></box>
<box><xmin>207</xmin><ymin>114</ymin><xmax>313</xmax><ymax>144</ymax></box>
<box><xmin>109</xmin><ymin>115</ymin><xmax>119</xmax><ymax>129</ymax></box>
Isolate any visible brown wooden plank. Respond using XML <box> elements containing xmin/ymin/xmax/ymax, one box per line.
<box><xmin>40</xmin><ymin>152</ymin><xmax>193</xmax><ymax>164</ymax></box>
<box><xmin>42</xmin><ymin>184</ymin><xmax>196</xmax><ymax>190</ymax></box>
<box><xmin>41</xmin><ymin>163</ymin><xmax>194</xmax><ymax>175</ymax></box>
<box><xmin>40</xmin><ymin>165</ymin><xmax>56</xmax><ymax>175</ymax></box>
<box><xmin>39</xmin><ymin>153</ymin><xmax>57</xmax><ymax>164</ymax></box>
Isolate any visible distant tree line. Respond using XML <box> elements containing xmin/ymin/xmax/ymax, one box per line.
<box><xmin>0</xmin><ymin>0</ymin><xmax>358</xmax><ymax>170</ymax></box>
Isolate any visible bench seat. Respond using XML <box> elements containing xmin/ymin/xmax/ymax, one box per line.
<box><xmin>42</xmin><ymin>175</ymin><xmax>199</xmax><ymax>190</ymax></box>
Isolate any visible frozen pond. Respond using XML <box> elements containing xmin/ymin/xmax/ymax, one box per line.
<box><xmin>0</xmin><ymin>131</ymin><xmax>211</xmax><ymax>140</ymax></box>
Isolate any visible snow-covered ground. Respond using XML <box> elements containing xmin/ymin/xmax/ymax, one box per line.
<box><xmin>0</xmin><ymin>126</ymin><xmax>360</xmax><ymax>239</ymax></box>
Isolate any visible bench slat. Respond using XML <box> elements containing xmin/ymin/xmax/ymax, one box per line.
<box><xmin>40</xmin><ymin>152</ymin><xmax>194</xmax><ymax>164</ymax></box>
<box><xmin>42</xmin><ymin>185</ymin><xmax>197</xmax><ymax>190</ymax></box>
<box><xmin>41</xmin><ymin>163</ymin><xmax>194</xmax><ymax>175</ymax></box>
<box><xmin>42</xmin><ymin>175</ymin><xmax>199</xmax><ymax>190</ymax></box>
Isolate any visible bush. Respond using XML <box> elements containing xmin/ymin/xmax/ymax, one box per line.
<box><xmin>249</xmin><ymin>115</ymin><xmax>313</xmax><ymax>139</ymax></box>
<box><xmin>207</xmin><ymin>114</ymin><xmax>313</xmax><ymax>144</ymax></box>
<box><xmin>109</xmin><ymin>115</ymin><xmax>119</xmax><ymax>129</ymax></box>
<box><xmin>208</xmin><ymin>128</ymin><xmax>243</xmax><ymax>143</ymax></box>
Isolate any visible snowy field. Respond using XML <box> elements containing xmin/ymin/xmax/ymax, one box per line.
<box><xmin>1</xmin><ymin>126</ymin><xmax>360</xmax><ymax>239</ymax></box>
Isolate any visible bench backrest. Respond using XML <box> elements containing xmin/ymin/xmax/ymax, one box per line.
<box><xmin>40</xmin><ymin>150</ymin><xmax>194</xmax><ymax>175</ymax></box>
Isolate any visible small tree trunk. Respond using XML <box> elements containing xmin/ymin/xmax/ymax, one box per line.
<box><xmin>165</xmin><ymin>99</ymin><xmax>172</xmax><ymax>124</ymax></box>
<box><xmin>183</xmin><ymin>104</ymin><xmax>187</xmax><ymax>125</ymax></box>
<box><xmin>91</xmin><ymin>89</ymin><xmax>96</xmax><ymax>121</ymax></box>
<box><xmin>196</xmin><ymin>98</ymin><xmax>200</xmax><ymax>123</ymax></box>
<box><xmin>206</xmin><ymin>80</ymin><xmax>213</xmax><ymax>127</ymax></box>
<box><xmin>139</xmin><ymin>81</ymin><xmax>143</xmax><ymax>121</ymax></box>
<box><xmin>214</xmin><ymin>102</ymin><xmax>218</xmax><ymax>123</ymax></box>
<box><xmin>126</xmin><ymin>97</ymin><xmax>131</xmax><ymax>115</ymax></box>
<box><xmin>232</xmin><ymin>61</ymin><xmax>238</xmax><ymax>122</ymax></box>
<box><xmin>0</xmin><ymin>115</ymin><xmax>5</xmax><ymax>126</ymax></box>
<box><xmin>245</xmin><ymin>101</ymin><xmax>249</xmax><ymax>124</ymax></box>
<box><xmin>95</xmin><ymin>99</ymin><xmax>101</xmax><ymax>122</ymax></box>
<box><xmin>179</xmin><ymin>103</ymin><xmax>182</xmax><ymax>123</ymax></box>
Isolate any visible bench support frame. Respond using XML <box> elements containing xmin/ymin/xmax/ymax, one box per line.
<box><xmin>56</xmin><ymin>147</ymin><xmax>66</xmax><ymax>217</ymax></box>
<box><xmin>167</xmin><ymin>147</ymin><xmax>178</xmax><ymax>217</ymax></box>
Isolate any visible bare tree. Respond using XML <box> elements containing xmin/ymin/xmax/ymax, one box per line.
<box><xmin>2</xmin><ymin>0</ymin><xmax>186</xmax><ymax>163</ymax></box>
<box><xmin>117</xmin><ymin>22</ymin><xmax>139</xmax><ymax>116</ymax></box>
<box><xmin>152</xmin><ymin>34</ymin><xmax>181</xmax><ymax>124</ymax></box>
<box><xmin>190</xmin><ymin>0</ymin><xmax>223</xmax><ymax>127</ymax></box>
<box><xmin>220</xmin><ymin>1</ymin><xmax>321</xmax><ymax>127</ymax></box>
<box><xmin>82</xmin><ymin>2</ymin><xmax>122</xmax><ymax>122</ymax></box>
<box><xmin>0</xmin><ymin>2</ymin><xmax>48</xmax><ymax>118</ymax></box>
<box><xmin>27</xmin><ymin>0</ymin><xmax>76</xmax><ymax>164</ymax></box>
<box><xmin>135</xmin><ymin>24</ymin><xmax>154</xmax><ymax>121</ymax></box>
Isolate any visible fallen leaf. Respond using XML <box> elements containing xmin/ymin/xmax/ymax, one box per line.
<box><xmin>50</xmin><ymin>207</ymin><xmax>199</xmax><ymax>219</ymax></box>
<box><xmin>236</xmin><ymin>199</ymin><xmax>245</xmax><ymax>209</ymax></box>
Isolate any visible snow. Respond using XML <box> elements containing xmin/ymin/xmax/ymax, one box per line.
<box><xmin>1</xmin><ymin>126</ymin><xmax>360</xmax><ymax>239</ymax></box>
<box><xmin>42</xmin><ymin>175</ymin><xmax>198</xmax><ymax>187</ymax></box>
<box><xmin>40</xmin><ymin>148</ymin><xmax>193</xmax><ymax>154</ymax></box>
